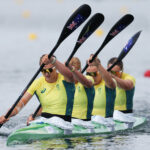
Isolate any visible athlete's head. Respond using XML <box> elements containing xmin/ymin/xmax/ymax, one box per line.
<box><xmin>107</xmin><ymin>57</ymin><xmax>123</xmax><ymax>78</ymax></box>
<box><xmin>69</xmin><ymin>57</ymin><xmax>81</xmax><ymax>71</ymax></box>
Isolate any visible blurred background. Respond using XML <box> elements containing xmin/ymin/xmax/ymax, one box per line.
<box><xmin>0</xmin><ymin>0</ymin><xmax>149</xmax><ymax>114</ymax></box>
<box><xmin>0</xmin><ymin>0</ymin><xmax>150</xmax><ymax>149</ymax></box>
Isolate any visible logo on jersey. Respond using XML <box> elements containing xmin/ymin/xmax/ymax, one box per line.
<box><xmin>56</xmin><ymin>84</ymin><xmax>60</xmax><ymax>90</ymax></box>
<box><xmin>77</xmin><ymin>86</ymin><xmax>81</xmax><ymax>92</ymax></box>
<box><xmin>41</xmin><ymin>88</ymin><xmax>46</xmax><ymax>93</ymax></box>
<box><xmin>98</xmin><ymin>88</ymin><xmax>101</xmax><ymax>93</ymax></box>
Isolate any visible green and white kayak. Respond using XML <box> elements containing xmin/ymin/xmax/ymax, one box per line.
<box><xmin>7</xmin><ymin>116</ymin><xmax>146</xmax><ymax>146</ymax></box>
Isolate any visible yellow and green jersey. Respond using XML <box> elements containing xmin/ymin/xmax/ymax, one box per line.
<box><xmin>72</xmin><ymin>75</ymin><xmax>95</xmax><ymax>120</ymax></box>
<box><xmin>115</xmin><ymin>72</ymin><xmax>135</xmax><ymax>111</ymax></box>
<box><xmin>92</xmin><ymin>79</ymin><xmax>116</xmax><ymax>118</ymax></box>
<box><xmin>27</xmin><ymin>73</ymin><xmax>75</xmax><ymax>116</ymax></box>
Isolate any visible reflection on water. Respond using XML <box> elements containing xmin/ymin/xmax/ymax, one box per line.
<box><xmin>24</xmin><ymin>136</ymin><xmax>106</xmax><ymax>150</ymax></box>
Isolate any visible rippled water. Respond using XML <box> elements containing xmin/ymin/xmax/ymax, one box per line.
<box><xmin>0</xmin><ymin>0</ymin><xmax>150</xmax><ymax>149</ymax></box>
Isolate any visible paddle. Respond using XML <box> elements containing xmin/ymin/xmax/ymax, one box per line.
<box><xmin>65</xmin><ymin>13</ymin><xmax>104</xmax><ymax>66</ymax></box>
<box><xmin>32</xmin><ymin>13</ymin><xmax>105</xmax><ymax>119</ymax></box>
<box><xmin>107</xmin><ymin>30</ymin><xmax>142</xmax><ymax>71</ymax></box>
<box><xmin>0</xmin><ymin>4</ymin><xmax>91</xmax><ymax>128</ymax></box>
<box><xmin>81</xmin><ymin>14</ymin><xmax>134</xmax><ymax>73</ymax></box>
<box><xmin>32</xmin><ymin>104</ymin><xmax>41</xmax><ymax>118</ymax></box>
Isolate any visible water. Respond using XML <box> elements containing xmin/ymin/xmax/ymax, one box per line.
<box><xmin>0</xmin><ymin>0</ymin><xmax>150</xmax><ymax>149</ymax></box>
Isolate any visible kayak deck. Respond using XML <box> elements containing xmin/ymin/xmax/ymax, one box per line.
<box><xmin>7</xmin><ymin>117</ymin><xmax>146</xmax><ymax>146</ymax></box>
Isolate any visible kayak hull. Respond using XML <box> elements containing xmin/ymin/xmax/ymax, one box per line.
<box><xmin>7</xmin><ymin>117</ymin><xmax>146</xmax><ymax>146</ymax></box>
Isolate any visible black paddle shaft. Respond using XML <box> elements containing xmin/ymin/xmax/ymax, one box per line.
<box><xmin>0</xmin><ymin>4</ymin><xmax>91</xmax><ymax>128</ymax></box>
<box><xmin>107</xmin><ymin>31</ymin><xmax>142</xmax><ymax>71</ymax></box>
<box><xmin>82</xmin><ymin>14</ymin><xmax>134</xmax><ymax>73</ymax></box>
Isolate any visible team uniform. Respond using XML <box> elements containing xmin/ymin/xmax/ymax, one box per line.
<box><xmin>92</xmin><ymin>79</ymin><xmax>116</xmax><ymax>118</ymax></box>
<box><xmin>72</xmin><ymin>76</ymin><xmax>95</xmax><ymax>120</ymax></box>
<box><xmin>27</xmin><ymin>73</ymin><xmax>75</xmax><ymax>121</ymax></box>
<box><xmin>114</xmin><ymin>72</ymin><xmax>135</xmax><ymax>113</ymax></box>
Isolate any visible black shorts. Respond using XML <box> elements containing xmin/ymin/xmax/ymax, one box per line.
<box><xmin>72</xmin><ymin>117</ymin><xmax>91</xmax><ymax>121</ymax></box>
<box><xmin>120</xmin><ymin>110</ymin><xmax>133</xmax><ymax>113</ymax></box>
<box><xmin>41</xmin><ymin>112</ymin><xmax>71</xmax><ymax>122</ymax></box>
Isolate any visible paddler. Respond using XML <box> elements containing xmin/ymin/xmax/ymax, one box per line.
<box><xmin>67</xmin><ymin>57</ymin><xmax>95</xmax><ymax>122</ymax></box>
<box><xmin>86</xmin><ymin>55</ymin><xmax>116</xmax><ymax>122</ymax></box>
<box><xmin>107</xmin><ymin>57</ymin><xmax>135</xmax><ymax>114</ymax></box>
<box><xmin>0</xmin><ymin>54</ymin><xmax>75</xmax><ymax>124</ymax></box>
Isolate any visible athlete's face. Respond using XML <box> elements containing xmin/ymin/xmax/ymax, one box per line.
<box><xmin>86</xmin><ymin>66</ymin><xmax>102</xmax><ymax>85</ymax></box>
<box><xmin>70</xmin><ymin>61</ymin><xmax>81</xmax><ymax>72</ymax></box>
<box><xmin>108</xmin><ymin>64</ymin><xmax>122</xmax><ymax>78</ymax></box>
<box><xmin>41</xmin><ymin>64</ymin><xmax>57</xmax><ymax>81</ymax></box>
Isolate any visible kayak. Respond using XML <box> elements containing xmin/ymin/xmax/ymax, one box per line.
<box><xmin>7</xmin><ymin>116</ymin><xmax>146</xmax><ymax>146</ymax></box>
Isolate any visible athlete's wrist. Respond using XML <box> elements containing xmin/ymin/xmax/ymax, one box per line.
<box><xmin>70</xmin><ymin>66</ymin><xmax>75</xmax><ymax>72</ymax></box>
<box><xmin>51</xmin><ymin>57</ymin><xmax>56</xmax><ymax>65</ymax></box>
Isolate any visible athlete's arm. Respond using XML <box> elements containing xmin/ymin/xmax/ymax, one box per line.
<box><xmin>112</xmin><ymin>75</ymin><xmax>134</xmax><ymax>90</ymax></box>
<box><xmin>69</xmin><ymin>66</ymin><xmax>93</xmax><ymax>88</ymax></box>
<box><xmin>0</xmin><ymin>92</ymin><xmax>32</xmax><ymax>124</ymax></box>
<box><xmin>88</xmin><ymin>56</ymin><xmax>116</xmax><ymax>89</ymax></box>
<box><xmin>98</xmin><ymin>64</ymin><xmax>116</xmax><ymax>89</ymax></box>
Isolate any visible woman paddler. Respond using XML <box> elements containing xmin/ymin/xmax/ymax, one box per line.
<box><xmin>0</xmin><ymin>54</ymin><xmax>75</xmax><ymax>124</ymax></box>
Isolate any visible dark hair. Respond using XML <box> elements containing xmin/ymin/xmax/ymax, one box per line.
<box><xmin>39</xmin><ymin>54</ymin><xmax>46</xmax><ymax>65</ymax></box>
<box><xmin>107</xmin><ymin>57</ymin><xmax>123</xmax><ymax>70</ymax></box>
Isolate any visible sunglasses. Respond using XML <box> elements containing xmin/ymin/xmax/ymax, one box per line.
<box><xmin>86</xmin><ymin>72</ymin><xmax>97</xmax><ymax>77</ymax></box>
<box><xmin>41</xmin><ymin>68</ymin><xmax>53</xmax><ymax>74</ymax></box>
<box><xmin>110</xmin><ymin>70</ymin><xmax>122</xmax><ymax>76</ymax></box>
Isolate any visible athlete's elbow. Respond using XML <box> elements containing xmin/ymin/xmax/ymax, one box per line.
<box><xmin>108</xmin><ymin>81</ymin><xmax>116</xmax><ymax>89</ymax></box>
<box><xmin>84</xmin><ymin>82</ymin><xmax>93</xmax><ymax>88</ymax></box>
<box><xmin>70</xmin><ymin>74</ymin><xmax>75</xmax><ymax>83</ymax></box>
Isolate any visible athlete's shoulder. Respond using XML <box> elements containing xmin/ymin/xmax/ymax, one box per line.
<box><xmin>85</xmin><ymin>75</ymin><xmax>94</xmax><ymax>84</ymax></box>
<box><xmin>57</xmin><ymin>73</ymin><xmax>65</xmax><ymax>81</ymax></box>
<box><xmin>122</xmin><ymin>72</ymin><xmax>136</xmax><ymax>84</ymax></box>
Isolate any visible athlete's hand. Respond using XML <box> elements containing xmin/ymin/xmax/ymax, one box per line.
<box><xmin>26</xmin><ymin>114</ymin><xmax>34</xmax><ymax>126</ymax></box>
<box><xmin>88</xmin><ymin>54</ymin><xmax>100</xmax><ymax>67</ymax></box>
<box><xmin>42</xmin><ymin>54</ymin><xmax>51</xmax><ymax>65</ymax></box>
<box><xmin>0</xmin><ymin>115</ymin><xmax>9</xmax><ymax>124</ymax></box>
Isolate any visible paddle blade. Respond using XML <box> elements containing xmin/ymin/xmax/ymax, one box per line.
<box><xmin>57</xmin><ymin>4</ymin><xmax>91</xmax><ymax>45</ymax></box>
<box><xmin>118</xmin><ymin>31</ymin><xmax>141</xmax><ymax>61</ymax></box>
<box><xmin>75</xmin><ymin>13</ymin><xmax>104</xmax><ymax>50</ymax></box>
<box><xmin>65</xmin><ymin>13</ymin><xmax>104</xmax><ymax>66</ymax></box>
<box><xmin>107</xmin><ymin>30</ymin><xmax>142</xmax><ymax>71</ymax></box>
<box><xmin>93</xmin><ymin>14</ymin><xmax>134</xmax><ymax>59</ymax></box>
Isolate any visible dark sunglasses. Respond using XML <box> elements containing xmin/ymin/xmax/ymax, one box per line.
<box><xmin>86</xmin><ymin>72</ymin><xmax>97</xmax><ymax>77</ymax></box>
<box><xmin>41</xmin><ymin>68</ymin><xmax>53</xmax><ymax>73</ymax></box>
<box><xmin>110</xmin><ymin>70</ymin><xmax>122</xmax><ymax>76</ymax></box>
